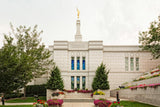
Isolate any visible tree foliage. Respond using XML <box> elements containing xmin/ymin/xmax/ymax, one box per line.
<box><xmin>139</xmin><ymin>16</ymin><xmax>160</xmax><ymax>59</ymax></box>
<box><xmin>0</xmin><ymin>24</ymin><xmax>53</xmax><ymax>94</ymax></box>
<box><xmin>46</xmin><ymin>66</ymin><xmax>64</xmax><ymax>90</ymax></box>
<box><xmin>92</xmin><ymin>63</ymin><xmax>110</xmax><ymax>91</ymax></box>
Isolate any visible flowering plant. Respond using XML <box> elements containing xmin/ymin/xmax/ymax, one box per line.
<box><xmin>33</xmin><ymin>99</ymin><xmax>48</xmax><ymax>107</ymax></box>
<box><xmin>150</xmin><ymin>69</ymin><xmax>160</xmax><ymax>74</ymax></box>
<box><xmin>111</xmin><ymin>101</ymin><xmax>123</xmax><ymax>107</ymax></box>
<box><xmin>94</xmin><ymin>99</ymin><xmax>112</xmax><ymax>107</ymax></box>
<box><xmin>93</xmin><ymin>91</ymin><xmax>105</xmax><ymax>95</ymax></box>
<box><xmin>64</xmin><ymin>90</ymin><xmax>75</xmax><ymax>93</ymax></box>
<box><xmin>58</xmin><ymin>92</ymin><xmax>64</xmax><ymax>95</ymax></box>
<box><xmin>130</xmin><ymin>86</ymin><xmax>137</xmax><ymax>90</ymax></box>
<box><xmin>47</xmin><ymin>99</ymin><xmax>63</xmax><ymax>106</ymax></box>
<box><xmin>78</xmin><ymin>90</ymin><xmax>93</xmax><ymax>93</ymax></box>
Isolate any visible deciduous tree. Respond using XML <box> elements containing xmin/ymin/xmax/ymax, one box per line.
<box><xmin>139</xmin><ymin>16</ymin><xmax>160</xmax><ymax>59</ymax></box>
<box><xmin>0</xmin><ymin>24</ymin><xmax>53</xmax><ymax>97</ymax></box>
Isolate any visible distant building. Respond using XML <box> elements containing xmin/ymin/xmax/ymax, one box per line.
<box><xmin>29</xmin><ymin>17</ymin><xmax>160</xmax><ymax>90</ymax></box>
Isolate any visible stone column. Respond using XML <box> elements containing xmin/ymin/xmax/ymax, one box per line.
<box><xmin>86</xmin><ymin>76</ymin><xmax>88</xmax><ymax>89</ymax></box>
<box><xmin>80</xmin><ymin>76</ymin><xmax>82</xmax><ymax>89</ymax></box>
<box><xmin>74</xmin><ymin>76</ymin><xmax>77</xmax><ymax>89</ymax></box>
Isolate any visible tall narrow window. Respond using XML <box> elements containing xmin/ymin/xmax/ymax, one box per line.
<box><xmin>82</xmin><ymin>76</ymin><xmax>86</xmax><ymax>90</ymax></box>
<box><xmin>82</xmin><ymin>57</ymin><xmax>86</xmax><ymax>70</ymax></box>
<box><xmin>130</xmin><ymin>57</ymin><xmax>134</xmax><ymax>71</ymax></box>
<box><xmin>77</xmin><ymin>57</ymin><xmax>80</xmax><ymax>70</ymax></box>
<box><xmin>125</xmin><ymin>57</ymin><xmax>129</xmax><ymax>71</ymax></box>
<box><xmin>71</xmin><ymin>76</ymin><xmax>74</xmax><ymax>89</ymax></box>
<box><xmin>71</xmin><ymin>57</ymin><xmax>74</xmax><ymax>70</ymax></box>
<box><xmin>136</xmin><ymin>58</ymin><xmax>139</xmax><ymax>71</ymax></box>
<box><xmin>77</xmin><ymin>76</ymin><xmax>80</xmax><ymax>89</ymax></box>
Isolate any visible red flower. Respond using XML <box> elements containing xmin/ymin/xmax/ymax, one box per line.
<box><xmin>113</xmin><ymin>101</ymin><xmax>116</xmax><ymax>103</ymax></box>
<box><xmin>118</xmin><ymin>102</ymin><xmax>120</xmax><ymax>104</ymax></box>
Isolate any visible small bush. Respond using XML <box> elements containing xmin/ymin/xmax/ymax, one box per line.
<box><xmin>4</xmin><ymin>92</ymin><xmax>24</xmax><ymax>99</ymax></box>
<box><xmin>93</xmin><ymin>91</ymin><xmax>105</xmax><ymax>95</ymax></box>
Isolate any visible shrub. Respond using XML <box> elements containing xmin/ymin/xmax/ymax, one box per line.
<box><xmin>94</xmin><ymin>100</ymin><xmax>112</xmax><ymax>107</ymax></box>
<box><xmin>93</xmin><ymin>91</ymin><xmax>105</xmax><ymax>95</ymax></box>
<box><xmin>26</xmin><ymin>84</ymin><xmax>46</xmax><ymax>97</ymax></box>
<box><xmin>92</xmin><ymin>63</ymin><xmax>110</xmax><ymax>91</ymax></box>
<box><xmin>4</xmin><ymin>92</ymin><xmax>24</xmax><ymax>99</ymax></box>
<box><xmin>46</xmin><ymin>66</ymin><xmax>64</xmax><ymax>90</ymax></box>
<box><xmin>52</xmin><ymin>92</ymin><xmax>59</xmax><ymax>97</ymax></box>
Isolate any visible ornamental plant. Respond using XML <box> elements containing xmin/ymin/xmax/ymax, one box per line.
<box><xmin>33</xmin><ymin>99</ymin><xmax>48</xmax><ymax>107</ymax></box>
<box><xmin>46</xmin><ymin>66</ymin><xmax>64</xmax><ymax>90</ymax></box>
<box><xmin>111</xmin><ymin>101</ymin><xmax>122</xmax><ymax>107</ymax></box>
<box><xmin>47</xmin><ymin>99</ymin><xmax>63</xmax><ymax>106</ymax></box>
<box><xmin>92</xmin><ymin>63</ymin><xmax>110</xmax><ymax>91</ymax></box>
<box><xmin>94</xmin><ymin>99</ymin><xmax>112</xmax><ymax>107</ymax></box>
<box><xmin>93</xmin><ymin>91</ymin><xmax>105</xmax><ymax>95</ymax></box>
<box><xmin>51</xmin><ymin>92</ymin><xmax>59</xmax><ymax>97</ymax></box>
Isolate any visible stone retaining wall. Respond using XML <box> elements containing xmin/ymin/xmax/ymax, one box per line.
<box><xmin>131</xmin><ymin>76</ymin><xmax>160</xmax><ymax>86</ymax></box>
<box><xmin>110</xmin><ymin>86</ymin><xmax>160</xmax><ymax>107</ymax></box>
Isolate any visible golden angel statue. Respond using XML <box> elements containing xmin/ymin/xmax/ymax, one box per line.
<box><xmin>77</xmin><ymin>8</ymin><xmax>80</xmax><ymax>18</ymax></box>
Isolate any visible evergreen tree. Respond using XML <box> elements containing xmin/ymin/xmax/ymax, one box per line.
<box><xmin>92</xmin><ymin>63</ymin><xmax>110</xmax><ymax>91</ymax></box>
<box><xmin>47</xmin><ymin>66</ymin><xmax>64</xmax><ymax>90</ymax></box>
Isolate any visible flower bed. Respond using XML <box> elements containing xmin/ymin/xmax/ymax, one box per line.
<box><xmin>47</xmin><ymin>99</ymin><xmax>63</xmax><ymax>107</ymax></box>
<box><xmin>94</xmin><ymin>99</ymin><xmax>112</xmax><ymax>107</ymax></box>
<box><xmin>64</xmin><ymin>90</ymin><xmax>75</xmax><ymax>93</ymax></box>
<box><xmin>133</xmin><ymin>74</ymin><xmax>160</xmax><ymax>81</ymax></box>
<box><xmin>93</xmin><ymin>91</ymin><xmax>106</xmax><ymax>99</ymax></box>
<box><xmin>130</xmin><ymin>83</ymin><xmax>160</xmax><ymax>90</ymax></box>
<box><xmin>33</xmin><ymin>99</ymin><xmax>47</xmax><ymax>107</ymax></box>
<box><xmin>77</xmin><ymin>90</ymin><xmax>93</xmax><ymax>93</ymax></box>
<box><xmin>150</xmin><ymin>69</ymin><xmax>160</xmax><ymax>74</ymax></box>
<box><xmin>93</xmin><ymin>91</ymin><xmax>105</xmax><ymax>95</ymax></box>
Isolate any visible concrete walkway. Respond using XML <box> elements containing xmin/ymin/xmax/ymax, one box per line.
<box><xmin>0</xmin><ymin>97</ymin><xmax>128</xmax><ymax>107</ymax></box>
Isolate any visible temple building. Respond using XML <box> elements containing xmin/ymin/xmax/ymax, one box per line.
<box><xmin>30</xmin><ymin>11</ymin><xmax>160</xmax><ymax>90</ymax></box>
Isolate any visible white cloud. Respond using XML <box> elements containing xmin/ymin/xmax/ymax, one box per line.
<box><xmin>0</xmin><ymin>0</ymin><xmax>160</xmax><ymax>47</ymax></box>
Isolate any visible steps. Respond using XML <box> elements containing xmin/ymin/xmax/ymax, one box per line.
<box><xmin>65</xmin><ymin>93</ymin><xmax>91</xmax><ymax>98</ymax></box>
<box><xmin>63</xmin><ymin>98</ymin><xmax>94</xmax><ymax>102</ymax></box>
<box><xmin>63</xmin><ymin>92</ymin><xmax>94</xmax><ymax>102</ymax></box>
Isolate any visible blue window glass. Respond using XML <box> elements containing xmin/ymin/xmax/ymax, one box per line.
<box><xmin>71</xmin><ymin>76</ymin><xmax>74</xmax><ymax>89</ymax></box>
<box><xmin>71</xmin><ymin>57</ymin><xmax>74</xmax><ymax>70</ymax></box>
<box><xmin>82</xmin><ymin>57</ymin><xmax>85</xmax><ymax>70</ymax></box>
<box><xmin>82</xmin><ymin>76</ymin><xmax>86</xmax><ymax>90</ymax></box>
<box><xmin>77</xmin><ymin>57</ymin><xmax>80</xmax><ymax>70</ymax></box>
<box><xmin>77</xmin><ymin>76</ymin><xmax>80</xmax><ymax>89</ymax></box>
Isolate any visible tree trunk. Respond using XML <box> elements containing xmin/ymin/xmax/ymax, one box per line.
<box><xmin>24</xmin><ymin>85</ymin><xmax>26</xmax><ymax>98</ymax></box>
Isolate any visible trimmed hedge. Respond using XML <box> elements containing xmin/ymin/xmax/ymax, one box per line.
<box><xmin>26</xmin><ymin>84</ymin><xmax>46</xmax><ymax>97</ymax></box>
<box><xmin>5</xmin><ymin>92</ymin><xmax>24</xmax><ymax>99</ymax></box>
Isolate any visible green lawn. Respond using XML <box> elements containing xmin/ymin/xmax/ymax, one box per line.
<box><xmin>111</xmin><ymin>101</ymin><xmax>157</xmax><ymax>107</ymax></box>
<box><xmin>5</xmin><ymin>96</ymin><xmax>46</xmax><ymax>103</ymax></box>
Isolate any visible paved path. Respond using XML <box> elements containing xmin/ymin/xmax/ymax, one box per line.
<box><xmin>0</xmin><ymin>102</ymin><xmax>95</xmax><ymax>107</ymax></box>
<box><xmin>0</xmin><ymin>97</ymin><xmax>128</xmax><ymax>107</ymax></box>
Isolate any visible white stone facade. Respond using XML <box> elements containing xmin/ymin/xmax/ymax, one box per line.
<box><xmin>31</xmin><ymin>19</ymin><xmax>160</xmax><ymax>90</ymax></box>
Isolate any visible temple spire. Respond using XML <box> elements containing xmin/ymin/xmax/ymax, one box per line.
<box><xmin>75</xmin><ymin>8</ymin><xmax>82</xmax><ymax>41</ymax></box>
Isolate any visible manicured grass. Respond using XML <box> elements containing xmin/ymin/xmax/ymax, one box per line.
<box><xmin>111</xmin><ymin>101</ymin><xmax>156</xmax><ymax>107</ymax></box>
<box><xmin>5</xmin><ymin>96</ymin><xmax>46</xmax><ymax>103</ymax></box>
<box><xmin>0</xmin><ymin>105</ymin><xmax>32</xmax><ymax>107</ymax></box>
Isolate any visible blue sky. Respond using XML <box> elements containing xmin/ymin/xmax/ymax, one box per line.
<box><xmin>0</xmin><ymin>0</ymin><xmax>160</xmax><ymax>47</ymax></box>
